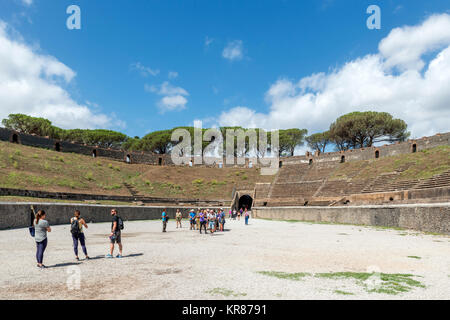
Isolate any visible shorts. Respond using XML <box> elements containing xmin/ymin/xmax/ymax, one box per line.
<box><xmin>176</xmin><ymin>217</ymin><xmax>182</xmax><ymax>222</ymax></box>
<box><xmin>190</xmin><ymin>219</ymin><xmax>195</xmax><ymax>225</ymax></box>
<box><xmin>110</xmin><ymin>231</ymin><xmax>121</xmax><ymax>244</ymax></box>
<box><xmin>209</xmin><ymin>221</ymin><xmax>215</xmax><ymax>229</ymax></box>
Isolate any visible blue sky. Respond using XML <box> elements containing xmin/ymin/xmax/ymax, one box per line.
<box><xmin>0</xmin><ymin>0</ymin><xmax>449</xmax><ymax>142</ymax></box>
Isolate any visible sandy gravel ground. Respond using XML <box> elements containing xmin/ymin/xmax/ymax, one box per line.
<box><xmin>1</xmin><ymin>216</ymin><xmax>449</xmax><ymax>300</ymax></box>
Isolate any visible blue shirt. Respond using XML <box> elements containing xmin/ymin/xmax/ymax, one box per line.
<box><xmin>189</xmin><ymin>212</ymin><xmax>196</xmax><ymax>220</ymax></box>
<box><xmin>162</xmin><ymin>212</ymin><xmax>167</xmax><ymax>221</ymax></box>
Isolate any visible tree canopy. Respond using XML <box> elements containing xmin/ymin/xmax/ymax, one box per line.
<box><xmin>2</xmin><ymin>111</ymin><xmax>410</xmax><ymax>155</ymax></box>
<box><xmin>2</xmin><ymin>114</ymin><xmax>128</xmax><ymax>149</ymax></box>
<box><xmin>329</xmin><ymin>111</ymin><xmax>410</xmax><ymax>150</ymax></box>
<box><xmin>278</xmin><ymin>128</ymin><xmax>308</xmax><ymax>156</ymax></box>
<box><xmin>2</xmin><ymin>114</ymin><xmax>56</xmax><ymax>137</ymax></box>
<box><xmin>306</xmin><ymin>131</ymin><xmax>331</xmax><ymax>153</ymax></box>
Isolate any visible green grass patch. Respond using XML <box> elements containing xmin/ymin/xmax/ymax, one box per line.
<box><xmin>334</xmin><ymin>290</ymin><xmax>355</xmax><ymax>296</ymax></box>
<box><xmin>84</xmin><ymin>171</ymin><xmax>95</xmax><ymax>181</ymax></box>
<box><xmin>258</xmin><ymin>271</ymin><xmax>425</xmax><ymax>295</ymax></box>
<box><xmin>205</xmin><ymin>288</ymin><xmax>247</xmax><ymax>297</ymax></box>
<box><xmin>192</xmin><ymin>178</ymin><xmax>204</xmax><ymax>185</ymax></box>
<box><xmin>257</xmin><ymin>271</ymin><xmax>311</xmax><ymax>281</ymax></box>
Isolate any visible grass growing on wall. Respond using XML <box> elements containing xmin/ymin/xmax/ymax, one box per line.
<box><xmin>329</xmin><ymin>146</ymin><xmax>450</xmax><ymax>182</ymax></box>
<box><xmin>0</xmin><ymin>141</ymin><xmax>274</xmax><ymax>199</ymax></box>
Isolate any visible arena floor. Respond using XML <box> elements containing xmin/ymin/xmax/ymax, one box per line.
<box><xmin>1</xmin><ymin>217</ymin><xmax>449</xmax><ymax>300</ymax></box>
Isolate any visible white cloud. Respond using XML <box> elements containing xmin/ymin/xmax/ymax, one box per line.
<box><xmin>145</xmin><ymin>81</ymin><xmax>189</xmax><ymax>113</ymax></box>
<box><xmin>168</xmin><ymin>71</ymin><xmax>178</xmax><ymax>79</ymax></box>
<box><xmin>21</xmin><ymin>0</ymin><xmax>33</xmax><ymax>6</ymax></box>
<box><xmin>0</xmin><ymin>21</ymin><xmax>120</xmax><ymax>130</ymax></box>
<box><xmin>159</xmin><ymin>95</ymin><xmax>188</xmax><ymax>112</ymax></box>
<box><xmin>130</xmin><ymin>62</ymin><xmax>159</xmax><ymax>77</ymax></box>
<box><xmin>217</xmin><ymin>13</ymin><xmax>450</xmax><ymax>140</ymax></box>
<box><xmin>222</xmin><ymin>40</ymin><xmax>244</xmax><ymax>61</ymax></box>
<box><xmin>379</xmin><ymin>14</ymin><xmax>450</xmax><ymax>71</ymax></box>
<box><xmin>205</xmin><ymin>36</ymin><xmax>214</xmax><ymax>47</ymax></box>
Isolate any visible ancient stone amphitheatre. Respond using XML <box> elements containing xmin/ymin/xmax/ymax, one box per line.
<box><xmin>0</xmin><ymin>128</ymin><xmax>449</xmax><ymax>299</ymax></box>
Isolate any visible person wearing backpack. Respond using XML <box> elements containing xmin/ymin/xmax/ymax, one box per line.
<box><xmin>34</xmin><ymin>210</ymin><xmax>51</xmax><ymax>269</ymax></box>
<box><xmin>107</xmin><ymin>208</ymin><xmax>123</xmax><ymax>258</ymax></box>
<box><xmin>70</xmin><ymin>210</ymin><xmax>89</xmax><ymax>261</ymax></box>
<box><xmin>162</xmin><ymin>209</ymin><xmax>168</xmax><ymax>232</ymax></box>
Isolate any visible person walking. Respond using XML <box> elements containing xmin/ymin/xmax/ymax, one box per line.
<box><xmin>244</xmin><ymin>209</ymin><xmax>250</xmax><ymax>225</ymax></box>
<box><xmin>199</xmin><ymin>210</ymin><xmax>207</xmax><ymax>234</ymax></box>
<box><xmin>162</xmin><ymin>209</ymin><xmax>168</xmax><ymax>232</ymax></box>
<box><xmin>70</xmin><ymin>210</ymin><xmax>90</xmax><ymax>261</ymax></box>
<box><xmin>107</xmin><ymin>209</ymin><xmax>123</xmax><ymax>258</ymax></box>
<box><xmin>34</xmin><ymin>210</ymin><xmax>51</xmax><ymax>268</ymax></box>
<box><xmin>176</xmin><ymin>209</ymin><xmax>182</xmax><ymax>229</ymax></box>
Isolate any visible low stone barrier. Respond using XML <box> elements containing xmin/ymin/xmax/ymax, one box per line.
<box><xmin>0</xmin><ymin>203</ymin><xmax>221</xmax><ymax>230</ymax></box>
<box><xmin>252</xmin><ymin>203</ymin><xmax>450</xmax><ymax>234</ymax></box>
<box><xmin>0</xmin><ymin>187</ymin><xmax>229</xmax><ymax>206</ymax></box>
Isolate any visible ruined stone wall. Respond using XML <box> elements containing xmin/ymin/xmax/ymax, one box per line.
<box><xmin>0</xmin><ymin>203</ymin><xmax>222</xmax><ymax>230</ymax></box>
<box><xmin>1</xmin><ymin>127</ymin><xmax>449</xmax><ymax>167</ymax></box>
<box><xmin>253</xmin><ymin>203</ymin><xmax>450</xmax><ymax>234</ymax></box>
<box><xmin>0</xmin><ymin>127</ymin><xmax>172</xmax><ymax>165</ymax></box>
<box><xmin>282</xmin><ymin>132</ymin><xmax>450</xmax><ymax>165</ymax></box>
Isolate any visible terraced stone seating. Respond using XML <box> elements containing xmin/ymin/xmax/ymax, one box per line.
<box><xmin>258</xmin><ymin>149</ymin><xmax>450</xmax><ymax>206</ymax></box>
<box><xmin>266</xmin><ymin>197</ymin><xmax>307</xmax><ymax>207</ymax></box>
<box><xmin>317</xmin><ymin>180</ymin><xmax>370</xmax><ymax>197</ymax></box>
<box><xmin>270</xmin><ymin>181</ymin><xmax>323</xmax><ymax>199</ymax></box>
<box><xmin>361</xmin><ymin>170</ymin><xmax>450</xmax><ymax>193</ymax></box>
<box><xmin>254</xmin><ymin>183</ymin><xmax>271</xmax><ymax>206</ymax></box>
<box><xmin>300</xmin><ymin>163</ymin><xmax>338</xmax><ymax>182</ymax></box>
<box><xmin>276</xmin><ymin>164</ymin><xmax>310</xmax><ymax>183</ymax></box>
<box><xmin>362</xmin><ymin>173</ymin><xmax>400</xmax><ymax>193</ymax></box>
<box><xmin>414</xmin><ymin>170</ymin><xmax>450</xmax><ymax>189</ymax></box>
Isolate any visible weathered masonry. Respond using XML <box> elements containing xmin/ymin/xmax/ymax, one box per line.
<box><xmin>1</xmin><ymin>127</ymin><xmax>449</xmax><ymax>167</ymax></box>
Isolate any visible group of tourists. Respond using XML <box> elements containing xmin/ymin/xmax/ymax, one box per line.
<box><xmin>31</xmin><ymin>206</ymin><xmax>251</xmax><ymax>268</ymax></box>
<box><xmin>162</xmin><ymin>207</ymin><xmax>251</xmax><ymax>233</ymax></box>
<box><xmin>191</xmin><ymin>208</ymin><xmax>226</xmax><ymax>234</ymax></box>
<box><xmin>228</xmin><ymin>208</ymin><xmax>251</xmax><ymax>225</ymax></box>
<box><xmin>31</xmin><ymin>208</ymin><xmax>124</xmax><ymax>268</ymax></box>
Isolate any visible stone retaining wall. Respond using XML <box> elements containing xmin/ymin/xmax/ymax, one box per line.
<box><xmin>0</xmin><ymin>187</ymin><xmax>229</xmax><ymax>206</ymax></box>
<box><xmin>0</xmin><ymin>203</ymin><xmax>221</xmax><ymax>230</ymax></box>
<box><xmin>2</xmin><ymin>127</ymin><xmax>449</xmax><ymax>167</ymax></box>
<box><xmin>252</xmin><ymin>203</ymin><xmax>450</xmax><ymax>234</ymax></box>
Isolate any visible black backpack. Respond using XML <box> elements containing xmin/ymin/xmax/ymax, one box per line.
<box><xmin>70</xmin><ymin>218</ymin><xmax>80</xmax><ymax>235</ymax></box>
<box><xmin>118</xmin><ymin>216</ymin><xmax>124</xmax><ymax>230</ymax></box>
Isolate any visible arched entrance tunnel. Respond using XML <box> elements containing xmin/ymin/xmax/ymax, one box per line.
<box><xmin>238</xmin><ymin>195</ymin><xmax>253</xmax><ymax>211</ymax></box>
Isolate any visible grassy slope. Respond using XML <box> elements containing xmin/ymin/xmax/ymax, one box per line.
<box><xmin>329</xmin><ymin>146</ymin><xmax>450</xmax><ymax>182</ymax></box>
<box><xmin>1</xmin><ymin>141</ymin><xmax>448</xmax><ymax>200</ymax></box>
<box><xmin>0</xmin><ymin>141</ymin><xmax>274</xmax><ymax>199</ymax></box>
